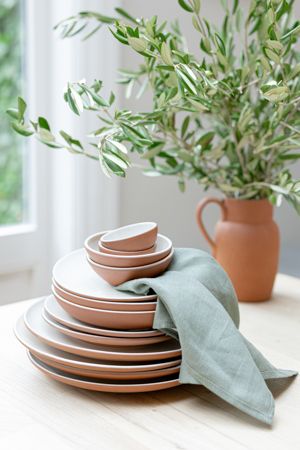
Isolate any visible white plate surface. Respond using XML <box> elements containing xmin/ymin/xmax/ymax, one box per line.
<box><xmin>53</xmin><ymin>248</ymin><xmax>157</xmax><ymax>302</ymax></box>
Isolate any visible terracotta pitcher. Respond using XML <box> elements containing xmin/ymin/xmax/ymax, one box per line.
<box><xmin>196</xmin><ymin>197</ymin><xmax>280</xmax><ymax>302</ymax></box>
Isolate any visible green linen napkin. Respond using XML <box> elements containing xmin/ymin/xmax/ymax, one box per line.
<box><xmin>117</xmin><ymin>248</ymin><xmax>297</xmax><ymax>424</ymax></box>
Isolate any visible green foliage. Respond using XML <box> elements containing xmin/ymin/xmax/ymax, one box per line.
<box><xmin>0</xmin><ymin>0</ymin><xmax>23</xmax><ymax>225</ymax></box>
<box><xmin>7</xmin><ymin>0</ymin><xmax>300</xmax><ymax>213</ymax></box>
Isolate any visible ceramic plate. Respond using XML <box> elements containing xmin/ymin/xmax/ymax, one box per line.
<box><xmin>43</xmin><ymin>310</ymin><xmax>170</xmax><ymax>347</ymax></box>
<box><xmin>28</xmin><ymin>352</ymin><xmax>180</xmax><ymax>393</ymax></box>
<box><xmin>15</xmin><ymin>317</ymin><xmax>181</xmax><ymax>372</ymax></box>
<box><xmin>55</xmin><ymin>294</ymin><xmax>155</xmax><ymax>329</ymax></box>
<box><xmin>24</xmin><ymin>300</ymin><xmax>181</xmax><ymax>361</ymax></box>
<box><xmin>53</xmin><ymin>248</ymin><xmax>157</xmax><ymax>302</ymax></box>
<box><xmin>44</xmin><ymin>296</ymin><xmax>163</xmax><ymax>338</ymax></box>
<box><xmin>30</xmin><ymin>351</ymin><xmax>180</xmax><ymax>380</ymax></box>
<box><xmin>86</xmin><ymin>232</ymin><xmax>172</xmax><ymax>268</ymax></box>
<box><xmin>52</xmin><ymin>281</ymin><xmax>157</xmax><ymax>312</ymax></box>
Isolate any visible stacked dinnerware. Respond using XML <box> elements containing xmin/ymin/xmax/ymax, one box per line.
<box><xmin>15</xmin><ymin>223</ymin><xmax>181</xmax><ymax>393</ymax></box>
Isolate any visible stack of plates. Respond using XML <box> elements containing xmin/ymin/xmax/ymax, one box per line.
<box><xmin>15</xmin><ymin>248</ymin><xmax>181</xmax><ymax>393</ymax></box>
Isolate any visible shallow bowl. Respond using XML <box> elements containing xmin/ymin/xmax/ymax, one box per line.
<box><xmin>87</xmin><ymin>248</ymin><xmax>174</xmax><ymax>286</ymax></box>
<box><xmin>101</xmin><ymin>222</ymin><xmax>158</xmax><ymax>252</ymax></box>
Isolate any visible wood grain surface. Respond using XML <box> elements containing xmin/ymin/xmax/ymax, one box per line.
<box><xmin>0</xmin><ymin>274</ymin><xmax>299</xmax><ymax>450</ymax></box>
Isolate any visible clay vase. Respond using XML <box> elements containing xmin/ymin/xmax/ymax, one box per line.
<box><xmin>196</xmin><ymin>197</ymin><xmax>280</xmax><ymax>302</ymax></box>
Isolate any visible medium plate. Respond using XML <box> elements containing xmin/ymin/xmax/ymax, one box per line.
<box><xmin>44</xmin><ymin>296</ymin><xmax>163</xmax><ymax>338</ymax></box>
<box><xmin>52</xmin><ymin>281</ymin><xmax>157</xmax><ymax>311</ymax></box>
<box><xmin>53</xmin><ymin>248</ymin><xmax>157</xmax><ymax>302</ymax></box>
<box><xmin>28</xmin><ymin>352</ymin><xmax>181</xmax><ymax>393</ymax></box>
<box><xmin>55</xmin><ymin>294</ymin><xmax>155</xmax><ymax>330</ymax></box>
<box><xmin>43</xmin><ymin>310</ymin><xmax>170</xmax><ymax>347</ymax></box>
<box><xmin>30</xmin><ymin>351</ymin><xmax>180</xmax><ymax>380</ymax></box>
<box><xmin>14</xmin><ymin>317</ymin><xmax>181</xmax><ymax>372</ymax></box>
<box><xmin>24</xmin><ymin>300</ymin><xmax>181</xmax><ymax>361</ymax></box>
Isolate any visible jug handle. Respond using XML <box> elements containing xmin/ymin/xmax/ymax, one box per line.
<box><xmin>196</xmin><ymin>197</ymin><xmax>226</xmax><ymax>253</ymax></box>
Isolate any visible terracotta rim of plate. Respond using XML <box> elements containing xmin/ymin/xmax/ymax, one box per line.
<box><xmin>54</xmin><ymin>294</ymin><xmax>155</xmax><ymax>330</ymax></box>
<box><xmin>42</xmin><ymin>309</ymin><xmax>170</xmax><ymax>347</ymax></box>
<box><xmin>28</xmin><ymin>352</ymin><xmax>181</xmax><ymax>393</ymax></box>
<box><xmin>44</xmin><ymin>296</ymin><xmax>163</xmax><ymax>338</ymax></box>
<box><xmin>14</xmin><ymin>316</ymin><xmax>181</xmax><ymax>372</ymax></box>
<box><xmin>24</xmin><ymin>300</ymin><xmax>181</xmax><ymax>361</ymax></box>
<box><xmin>52</xmin><ymin>248</ymin><xmax>157</xmax><ymax>302</ymax></box>
<box><xmin>52</xmin><ymin>282</ymin><xmax>157</xmax><ymax>312</ymax></box>
<box><xmin>31</xmin><ymin>351</ymin><xmax>180</xmax><ymax>380</ymax></box>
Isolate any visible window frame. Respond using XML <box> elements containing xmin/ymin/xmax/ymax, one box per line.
<box><xmin>0</xmin><ymin>0</ymin><xmax>120</xmax><ymax>282</ymax></box>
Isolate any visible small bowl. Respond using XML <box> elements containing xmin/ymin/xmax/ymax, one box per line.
<box><xmin>85</xmin><ymin>232</ymin><xmax>172</xmax><ymax>268</ymax></box>
<box><xmin>87</xmin><ymin>248</ymin><xmax>174</xmax><ymax>286</ymax></box>
<box><xmin>98</xmin><ymin>240</ymin><xmax>156</xmax><ymax>256</ymax></box>
<box><xmin>101</xmin><ymin>222</ymin><xmax>158</xmax><ymax>252</ymax></box>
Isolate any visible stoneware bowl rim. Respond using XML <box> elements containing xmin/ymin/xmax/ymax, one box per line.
<box><xmin>85</xmin><ymin>232</ymin><xmax>172</xmax><ymax>262</ymax></box>
<box><xmin>87</xmin><ymin>247</ymin><xmax>174</xmax><ymax>272</ymax></box>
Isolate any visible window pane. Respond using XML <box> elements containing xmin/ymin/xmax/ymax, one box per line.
<box><xmin>0</xmin><ymin>0</ymin><xmax>25</xmax><ymax>226</ymax></box>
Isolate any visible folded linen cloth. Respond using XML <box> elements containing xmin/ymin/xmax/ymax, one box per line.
<box><xmin>117</xmin><ymin>248</ymin><xmax>297</xmax><ymax>424</ymax></box>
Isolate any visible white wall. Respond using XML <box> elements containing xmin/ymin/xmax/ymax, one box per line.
<box><xmin>119</xmin><ymin>0</ymin><xmax>300</xmax><ymax>275</ymax></box>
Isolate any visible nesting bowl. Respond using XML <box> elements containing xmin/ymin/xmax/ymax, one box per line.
<box><xmin>98</xmin><ymin>240</ymin><xmax>156</xmax><ymax>256</ymax></box>
<box><xmin>87</xmin><ymin>248</ymin><xmax>174</xmax><ymax>286</ymax></box>
<box><xmin>101</xmin><ymin>222</ymin><xmax>158</xmax><ymax>252</ymax></box>
<box><xmin>85</xmin><ymin>232</ymin><xmax>172</xmax><ymax>268</ymax></box>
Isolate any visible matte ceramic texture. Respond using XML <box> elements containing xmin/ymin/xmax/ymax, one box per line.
<box><xmin>52</xmin><ymin>282</ymin><xmax>157</xmax><ymax>312</ymax></box>
<box><xmin>43</xmin><ymin>310</ymin><xmax>170</xmax><ymax>347</ymax></box>
<box><xmin>86</xmin><ymin>232</ymin><xmax>172</xmax><ymax>268</ymax></box>
<box><xmin>15</xmin><ymin>316</ymin><xmax>181</xmax><ymax>372</ymax></box>
<box><xmin>24</xmin><ymin>300</ymin><xmax>181</xmax><ymax>361</ymax></box>
<box><xmin>30</xmin><ymin>352</ymin><xmax>180</xmax><ymax>380</ymax></box>
<box><xmin>87</xmin><ymin>248</ymin><xmax>174</xmax><ymax>286</ymax></box>
<box><xmin>55</xmin><ymin>294</ymin><xmax>155</xmax><ymax>330</ymax></box>
<box><xmin>196</xmin><ymin>197</ymin><xmax>279</xmax><ymax>302</ymax></box>
<box><xmin>98</xmin><ymin>240</ymin><xmax>156</xmax><ymax>256</ymax></box>
<box><xmin>52</xmin><ymin>248</ymin><xmax>157</xmax><ymax>301</ymax></box>
<box><xmin>44</xmin><ymin>296</ymin><xmax>163</xmax><ymax>338</ymax></box>
<box><xmin>101</xmin><ymin>222</ymin><xmax>158</xmax><ymax>252</ymax></box>
<box><xmin>28</xmin><ymin>352</ymin><xmax>180</xmax><ymax>393</ymax></box>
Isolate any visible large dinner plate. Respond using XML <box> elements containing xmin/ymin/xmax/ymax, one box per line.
<box><xmin>15</xmin><ymin>316</ymin><xmax>181</xmax><ymax>372</ymax></box>
<box><xmin>29</xmin><ymin>351</ymin><xmax>180</xmax><ymax>380</ymax></box>
<box><xmin>53</xmin><ymin>248</ymin><xmax>157</xmax><ymax>302</ymax></box>
<box><xmin>24</xmin><ymin>300</ymin><xmax>181</xmax><ymax>362</ymax></box>
<box><xmin>28</xmin><ymin>352</ymin><xmax>181</xmax><ymax>393</ymax></box>
<box><xmin>44</xmin><ymin>296</ymin><xmax>163</xmax><ymax>338</ymax></box>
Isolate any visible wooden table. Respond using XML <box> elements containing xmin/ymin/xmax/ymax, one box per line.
<box><xmin>0</xmin><ymin>274</ymin><xmax>299</xmax><ymax>450</ymax></box>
